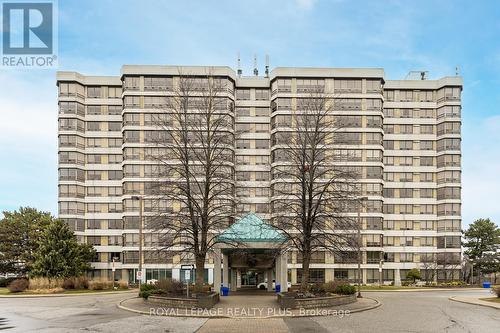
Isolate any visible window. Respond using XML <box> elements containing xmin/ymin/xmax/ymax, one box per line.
<box><xmin>420</xmin><ymin>237</ymin><xmax>434</xmax><ymax>246</ymax></box>
<box><xmin>366</xmin><ymin>80</ymin><xmax>381</xmax><ymax>92</ymax></box>
<box><xmin>334</xmin><ymin>79</ymin><xmax>362</xmax><ymax>92</ymax></box>
<box><xmin>399</xmin><ymin>141</ymin><xmax>413</xmax><ymax>150</ymax></box>
<box><xmin>87</xmin><ymin>122</ymin><xmax>101</xmax><ymax>131</ymax></box>
<box><xmin>420</xmin><ymin>141</ymin><xmax>433</xmax><ymax>150</ymax></box>
<box><xmin>400</xmin><ymin>220</ymin><xmax>413</xmax><ymax>230</ymax></box>
<box><xmin>420</xmin><ymin>157</ymin><xmax>433</xmax><ymax>166</ymax></box>
<box><xmin>108</xmin><ymin>170</ymin><xmax>123</xmax><ymax>180</ymax></box>
<box><xmin>255</xmin><ymin>89</ymin><xmax>269</xmax><ymax>100</ymax></box>
<box><xmin>255</xmin><ymin>139</ymin><xmax>269</xmax><ymax>149</ymax></box>
<box><xmin>236</xmin><ymin>108</ymin><xmax>250</xmax><ymax>117</ymax></box>
<box><xmin>297</xmin><ymin>269</ymin><xmax>325</xmax><ymax>284</ymax></box>
<box><xmin>236</xmin><ymin>140</ymin><xmax>250</xmax><ymax>149</ymax></box>
<box><xmin>400</xmin><ymin>237</ymin><xmax>413</xmax><ymax>246</ymax></box>
<box><xmin>420</xmin><ymin>125</ymin><xmax>434</xmax><ymax>134</ymax></box>
<box><xmin>236</xmin><ymin>89</ymin><xmax>251</xmax><ymax>100</ymax></box>
<box><xmin>87</xmin><ymin>236</ymin><xmax>101</xmax><ymax>246</ymax></box>
<box><xmin>399</xmin><ymin>125</ymin><xmax>413</xmax><ymax>134</ymax></box>
<box><xmin>383</xmin><ymin>220</ymin><xmax>394</xmax><ymax>230</ymax></box>
<box><xmin>255</xmin><ymin>107</ymin><xmax>269</xmax><ymax>116</ymax></box>
<box><xmin>108</xmin><ymin>105</ymin><xmax>122</xmax><ymax>115</ymax></box>
<box><xmin>400</xmin><ymin>253</ymin><xmax>414</xmax><ymax>262</ymax></box>
<box><xmin>255</xmin><ymin>172</ymin><xmax>269</xmax><ymax>181</ymax></box>
<box><xmin>87</xmin><ymin>86</ymin><xmax>102</xmax><ymax>98</ymax></box>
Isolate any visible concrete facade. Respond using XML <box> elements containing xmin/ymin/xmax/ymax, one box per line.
<box><xmin>57</xmin><ymin>65</ymin><xmax>462</xmax><ymax>286</ymax></box>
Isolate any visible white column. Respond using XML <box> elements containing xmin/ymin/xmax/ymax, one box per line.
<box><xmin>172</xmin><ymin>268</ymin><xmax>180</xmax><ymax>281</ymax></box>
<box><xmin>275</xmin><ymin>254</ymin><xmax>281</xmax><ymax>290</ymax></box>
<box><xmin>213</xmin><ymin>249</ymin><xmax>221</xmax><ymax>292</ymax></box>
<box><xmin>362</xmin><ymin>268</ymin><xmax>367</xmax><ymax>285</ymax></box>
<box><xmin>230</xmin><ymin>268</ymin><xmax>237</xmax><ymax>291</ymax></box>
<box><xmin>394</xmin><ymin>268</ymin><xmax>401</xmax><ymax>287</ymax></box>
<box><xmin>266</xmin><ymin>269</ymin><xmax>273</xmax><ymax>292</ymax></box>
<box><xmin>222</xmin><ymin>253</ymin><xmax>229</xmax><ymax>288</ymax></box>
<box><xmin>280</xmin><ymin>252</ymin><xmax>288</xmax><ymax>292</ymax></box>
<box><xmin>236</xmin><ymin>269</ymin><xmax>241</xmax><ymax>288</ymax></box>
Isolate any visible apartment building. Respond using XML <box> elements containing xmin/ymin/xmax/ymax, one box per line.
<box><xmin>57</xmin><ymin>65</ymin><xmax>462</xmax><ymax>286</ymax></box>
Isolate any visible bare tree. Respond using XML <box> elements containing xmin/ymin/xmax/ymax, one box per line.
<box><xmin>271</xmin><ymin>89</ymin><xmax>361</xmax><ymax>290</ymax></box>
<box><xmin>420</xmin><ymin>253</ymin><xmax>438</xmax><ymax>284</ymax></box>
<box><xmin>147</xmin><ymin>71</ymin><xmax>236</xmax><ymax>290</ymax></box>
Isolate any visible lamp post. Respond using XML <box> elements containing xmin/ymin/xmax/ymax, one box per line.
<box><xmin>132</xmin><ymin>196</ymin><xmax>143</xmax><ymax>288</ymax></box>
<box><xmin>379</xmin><ymin>234</ymin><xmax>384</xmax><ymax>287</ymax></box>
<box><xmin>112</xmin><ymin>256</ymin><xmax>118</xmax><ymax>290</ymax></box>
<box><xmin>357</xmin><ymin>196</ymin><xmax>368</xmax><ymax>298</ymax></box>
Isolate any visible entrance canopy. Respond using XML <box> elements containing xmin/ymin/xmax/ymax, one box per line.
<box><xmin>217</xmin><ymin>213</ymin><xmax>286</xmax><ymax>243</ymax></box>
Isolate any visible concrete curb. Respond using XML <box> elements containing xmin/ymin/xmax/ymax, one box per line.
<box><xmin>117</xmin><ymin>296</ymin><xmax>381</xmax><ymax>319</ymax></box>
<box><xmin>449</xmin><ymin>296</ymin><xmax>500</xmax><ymax>310</ymax></box>
<box><xmin>0</xmin><ymin>290</ymin><xmax>137</xmax><ymax>298</ymax></box>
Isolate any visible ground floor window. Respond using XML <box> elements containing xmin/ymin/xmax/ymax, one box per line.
<box><xmin>297</xmin><ymin>268</ymin><xmax>325</xmax><ymax>284</ymax></box>
<box><xmin>107</xmin><ymin>269</ymin><xmax>122</xmax><ymax>281</ymax></box>
<box><xmin>366</xmin><ymin>269</ymin><xmax>380</xmax><ymax>283</ymax></box>
<box><xmin>146</xmin><ymin>268</ymin><xmax>172</xmax><ymax>281</ymax></box>
<box><xmin>180</xmin><ymin>268</ymin><xmax>208</xmax><ymax>284</ymax></box>
<box><xmin>383</xmin><ymin>269</ymin><xmax>394</xmax><ymax>281</ymax></box>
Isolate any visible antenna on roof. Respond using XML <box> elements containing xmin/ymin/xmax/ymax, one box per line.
<box><xmin>237</xmin><ymin>52</ymin><xmax>242</xmax><ymax>77</ymax></box>
<box><xmin>265</xmin><ymin>54</ymin><xmax>269</xmax><ymax>78</ymax></box>
<box><xmin>405</xmin><ymin>70</ymin><xmax>429</xmax><ymax>80</ymax></box>
<box><xmin>455</xmin><ymin>66</ymin><xmax>460</xmax><ymax>76</ymax></box>
<box><xmin>253</xmin><ymin>54</ymin><xmax>258</xmax><ymax>76</ymax></box>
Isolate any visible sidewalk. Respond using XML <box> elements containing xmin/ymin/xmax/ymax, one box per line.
<box><xmin>118</xmin><ymin>294</ymin><xmax>381</xmax><ymax>318</ymax></box>
<box><xmin>449</xmin><ymin>296</ymin><xmax>500</xmax><ymax>310</ymax></box>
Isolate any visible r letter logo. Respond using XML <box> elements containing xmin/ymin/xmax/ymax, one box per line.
<box><xmin>1</xmin><ymin>1</ymin><xmax>57</xmax><ymax>68</ymax></box>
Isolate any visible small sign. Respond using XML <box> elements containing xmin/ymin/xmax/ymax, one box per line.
<box><xmin>136</xmin><ymin>270</ymin><xmax>143</xmax><ymax>281</ymax></box>
<box><xmin>112</xmin><ymin>267</ymin><xmax>115</xmax><ymax>272</ymax></box>
<box><xmin>181</xmin><ymin>264</ymin><xmax>194</xmax><ymax>270</ymax></box>
<box><xmin>184</xmin><ymin>270</ymin><xmax>191</xmax><ymax>280</ymax></box>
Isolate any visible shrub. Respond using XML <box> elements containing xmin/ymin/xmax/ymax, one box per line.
<box><xmin>492</xmin><ymin>285</ymin><xmax>500</xmax><ymax>298</ymax></box>
<box><xmin>334</xmin><ymin>284</ymin><xmax>356</xmax><ymax>295</ymax></box>
<box><xmin>63</xmin><ymin>278</ymin><xmax>75</xmax><ymax>289</ymax></box>
<box><xmin>8</xmin><ymin>278</ymin><xmax>29</xmax><ymax>293</ymax></box>
<box><xmin>139</xmin><ymin>283</ymin><xmax>157</xmax><ymax>299</ymax></box>
<box><xmin>73</xmin><ymin>276</ymin><xmax>89</xmax><ymax>289</ymax></box>
<box><xmin>323</xmin><ymin>280</ymin><xmax>350</xmax><ymax>293</ymax></box>
<box><xmin>155</xmin><ymin>279</ymin><xmax>184</xmax><ymax>295</ymax></box>
<box><xmin>0</xmin><ymin>277</ymin><xmax>17</xmax><ymax>287</ymax></box>
<box><xmin>88</xmin><ymin>279</ymin><xmax>114</xmax><ymax>290</ymax></box>
<box><xmin>309</xmin><ymin>283</ymin><xmax>325</xmax><ymax>294</ymax></box>
<box><xmin>117</xmin><ymin>280</ymin><xmax>128</xmax><ymax>289</ymax></box>
<box><xmin>28</xmin><ymin>277</ymin><xmax>64</xmax><ymax>290</ymax></box>
<box><xmin>63</xmin><ymin>276</ymin><xmax>89</xmax><ymax>290</ymax></box>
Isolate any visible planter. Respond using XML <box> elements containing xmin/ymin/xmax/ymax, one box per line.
<box><xmin>147</xmin><ymin>292</ymin><xmax>219</xmax><ymax>309</ymax></box>
<box><xmin>277</xmin><ymin>292</ymin><xmax>356</xmax><ymax>309</ymax></box>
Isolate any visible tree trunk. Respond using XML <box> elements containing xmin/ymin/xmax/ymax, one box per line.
<box><xmin>195</xmin><ymin>256</ymin><xmax>205</xmax><ymax>292</ymax></box>
<box><xmin>300</xmin><ymin>251</ymin><xmax>311</xmax><ymax>292</ymax></box>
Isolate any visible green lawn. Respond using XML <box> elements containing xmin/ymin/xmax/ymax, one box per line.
<box><xmin>480</xmin><ymin>297</ymin><xmax>500</xmax><ymax>304</ymax></box>
<box><xmin>360</xmin><ymin>285</ymin><xmax>423</xmax><ymax>290</ymax></box>
<box><xmin>0</xmin><ymin>288</ymin><xmax>9</xmax><ymax>294</ymax></box>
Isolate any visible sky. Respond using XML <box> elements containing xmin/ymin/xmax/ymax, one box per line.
<box><xmin>0</xmin><ymin>0</ymin><xmax>499</xmax><ymax>227</ymax></box>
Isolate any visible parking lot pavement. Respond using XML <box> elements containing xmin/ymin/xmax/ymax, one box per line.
<box><xmin>1</xmin><ymin>289</ymin><xmax>499</xmax><ymax>333</ymax></box>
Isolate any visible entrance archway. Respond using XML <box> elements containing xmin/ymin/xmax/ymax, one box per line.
<box><xmin>213</xmin><ymin>213</ymin><xmax>289</xmax><ymax>294</ymax></box>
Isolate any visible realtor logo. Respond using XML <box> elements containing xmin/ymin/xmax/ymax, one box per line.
<box><xmin>1</xmin><ymin>1</ymin><xmax>57</xmax><ymax>68</ymax></box>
